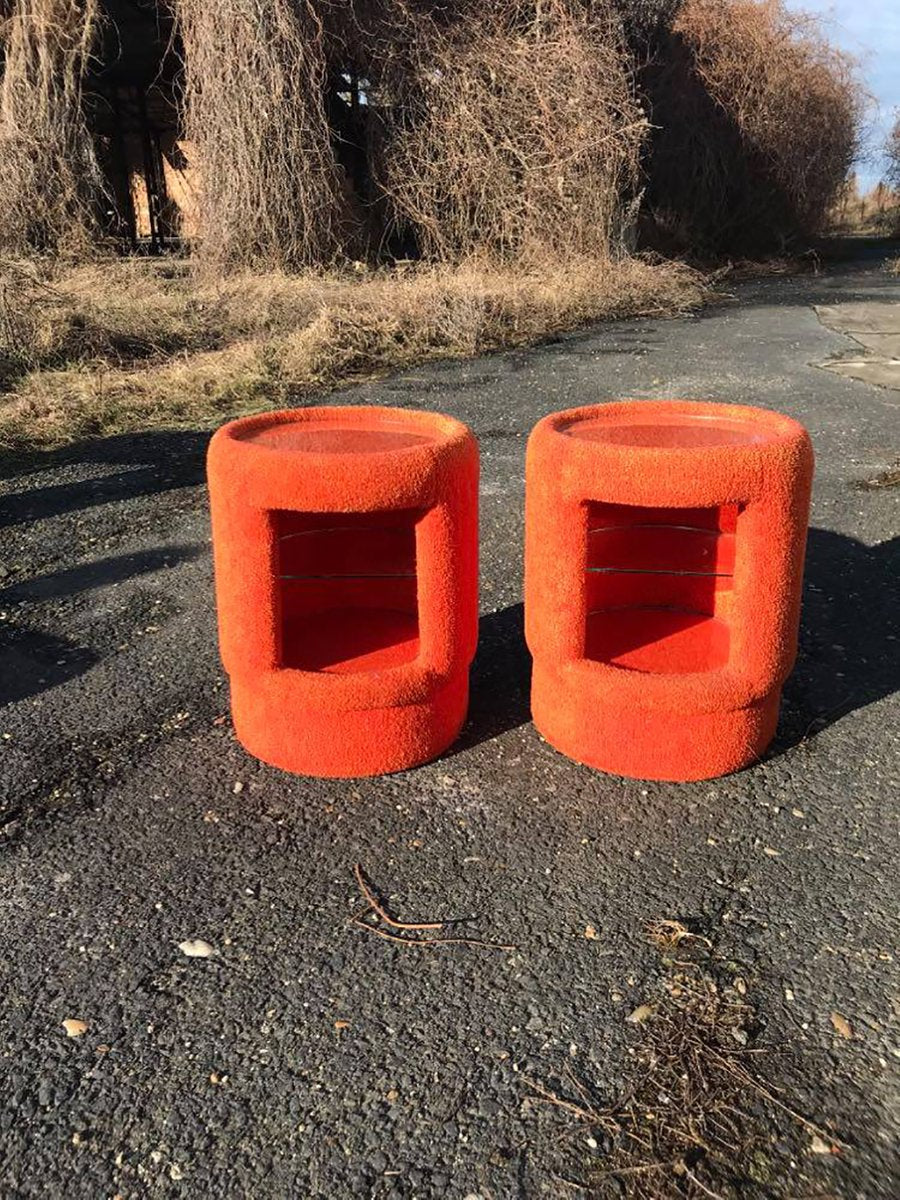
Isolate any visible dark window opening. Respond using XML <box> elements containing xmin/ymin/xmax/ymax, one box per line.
<box><xmin>326</xmin><ymin>68</ymin><xmax>374</xmax><ymax>203</ymax></box>
<box><xmin>584</xmin><ymin>501</ymin><xmax>739</xmax><ymax>674</ymax></box>
<box><xmin>274</xmin><ymin>509</ymin><xmax>420</xmax><ymax>674</ymax></box>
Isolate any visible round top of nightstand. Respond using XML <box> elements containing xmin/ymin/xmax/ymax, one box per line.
<box><xmin>208</xmin><ymin>405</ymin><xmax>477</xmax><ymax>513</ymax></box>
<box><xmin>552</xmin><ymin>400</ymin><xmax>801</xmax><ymax>450</ymax></box>
<box><xmin>225</xmin><ymin>406</ymin><xmax>463</xmax><ymax>457</ymax></box>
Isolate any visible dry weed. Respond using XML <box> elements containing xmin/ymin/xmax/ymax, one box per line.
<box><xmin>521</xmin><ymin>923</ymin><xmax>839</xmax><ymax>1198</ymax></box>
<box><xmin>829</xmin><ymin>178</ymin><xmax>898</xmax><ymax>235</ymax></box>
<box><xmin>0</xmin><ymin>254</ymin><xmax>704</xmax><ymax>450</ymax></box>
<box><xmin>856</xmin><ymin>461</ymin><xmax>900</xmax><ymax>490</ymax></box>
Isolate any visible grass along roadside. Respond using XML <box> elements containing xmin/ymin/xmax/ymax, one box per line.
<box><xmin>0</xmin><ymin>255</ymin><xmax>705</xmax><ymax>451</ymax></box>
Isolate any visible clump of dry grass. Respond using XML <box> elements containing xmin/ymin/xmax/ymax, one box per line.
<box><xmin>829</xmin><ymin>177</ymin><xmax>898</xmax><ymax>235</ymax></box>
<box><xmin>0</xmin><ymin>253</ymin><xmax>704</xmax><ymax>450</ymax></box>
<box><xmin>856</xmin><ymin>461</ymin><xmax>900</xmax><ymax>490</ymax></box>
<box><xmin>0</xmin><ymin>0</ymin><xmax>104</xmax><ymax>256</ymax></box>
<box><xmin>0</xmin><ymin>257</ymin><xmax>206</xmax><ymax>372</ymax></box>
<box><xmin>382</xmin><ymin>0</ymin><xmax>645</xmax><ymax>263</ymax></box>
<box><xmin>521</xmin><ymin>920</ymin><xmax>839</xmax><ymax>1199</ymax></box>
<box><xmin>643</xmin><ymin>0</ymin><xmax>863</xmax><ymax>254</ymax></box>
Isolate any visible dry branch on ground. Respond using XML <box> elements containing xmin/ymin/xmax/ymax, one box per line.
<box><xmin>522</xmin><ymin>923</ymin><xmax>840</xmax><ymax>1199</ymax></box>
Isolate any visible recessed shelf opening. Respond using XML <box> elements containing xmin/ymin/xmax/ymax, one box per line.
<box><xmin>274</xmin><ymin>509</ymin><xmax>420</xmax><ymax>673</ymax></box>
<box><xmin>584</xmin><ymin>501</ymin><xmax>739</xmax><ymax>674</ymax></box>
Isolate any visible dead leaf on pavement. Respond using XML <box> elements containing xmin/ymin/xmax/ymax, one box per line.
<box><xmin>584</xmin><ymin>925</ymin><xmax>598</xmax><ymax>940</ymax></box>
<box><xmin>62</xmin><ymin>1018</ymin><xmax>88</xmax><ymax>1038</ymax></box>
<box><xmin>178</xmin><ymin>939</ymin><xmax>217</xmax><ymax>959</ymax></box>
<box><xmin>626</xmin><ymin>1004</ymin><xmax>655</xmax><ymax>1025</ymax></box>
<box><xmin>830</xmin><ymin>1012</ymin><xmax>853</xmax><ymax>1039</ymax></box>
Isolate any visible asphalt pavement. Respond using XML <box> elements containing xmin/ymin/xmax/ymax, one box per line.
<box><xmin>1</xmin><ymin>259</ymin><xmax>898</xmax><ymax>1198</ymax></box>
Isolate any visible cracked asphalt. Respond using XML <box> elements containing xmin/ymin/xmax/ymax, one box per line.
<box><xmin>1</xmin><ymin>257</ymin><xmax>898</xmax><ymax>1198</ymax></box>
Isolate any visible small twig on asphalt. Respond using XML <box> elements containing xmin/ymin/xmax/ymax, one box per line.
<box><xmin>353</xmin><ymin>862</ymin><xmax>444</xmax><ymax>930</ymax></box>
<box><xmin>563</xmin><ymin>1064</ymin><xmax>606</xmax><ymax>1121</ymax></box>
<box><xmin>518</xmin><ymin>1073</ymin><xmax>604</xmax><ymax>1124</ymax></box>
<box><xmin>351</xmin><ymin>917</ymin><xmax>515</xmax><ymax>952</ymax></box>
<box><xmin>682</xmin><ymin>1166</ymin><xmax>727</xmax><ymax>1200</ymax></box>
<box><xmin>591</xmin><ymin>1161</ymin><xmax>673</xmax><ymax>1179</ymax></box>
<box><xmin>551</xmin><ymin>1175</ymin><xmax>588</xmax><ymax>1192</ymax></box>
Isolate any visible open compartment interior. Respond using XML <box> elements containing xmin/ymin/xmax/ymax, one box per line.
<box><xmin>584</xmin><ymin>501</ymin><xmax>739</xmax><ymax>674</ymax></box>
<box><xmin>274</xmin><ymin>509</ymin><xmax>420</xmax><ymax>673</ymax></box>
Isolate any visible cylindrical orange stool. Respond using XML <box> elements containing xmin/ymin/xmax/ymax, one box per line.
<box><xmin>207</xmin><ymin>406</ymin><xmax>478</xmax><ymax>777</ymax></box>
<box><xmin>525</xmin><ymin>400</ymin><xmax>814</xmax><ymax>781</ymax></box>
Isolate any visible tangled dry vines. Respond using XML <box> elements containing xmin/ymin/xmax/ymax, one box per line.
<box><xmin>643</xmin><ymin>0</ymin><xmax>862</xmax><ymax>253</ymax></box>
<box><xmin>0</xmin><ymin>0</ymin><xmax>868</xmax><ymax>266</ymax></box>
<box><xmin>0</xmin><ymin>0</ymin><xmax>104</xmax><ymax>256</ymax></box>
<box><xmin>176</xmin><ymin>0</ymin><xmax>353</xmax><ymax>272</ymax></box>
<box><xmin>382</xmin><ymin>1</ymin><xmax>645</xmax><ymax>263</ymax></box>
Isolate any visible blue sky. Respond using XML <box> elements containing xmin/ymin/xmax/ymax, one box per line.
<box><xmin>784</xmin><ymin>0</ymin><xmax>899</xmax><ymax>187</ymax></box>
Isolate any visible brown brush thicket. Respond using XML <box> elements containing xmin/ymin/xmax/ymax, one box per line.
<box><xmin>382</xmin><ymin>1</ymin><xmax>646</xmax><ymax>264</ymax></box>
<box><xmin>642</xmin><ymin>0</ymin><xmax>862</xmax><ymax>254</ymax></box>
<box><xmin>174</xmin><ymin>0</ymin><xmax>648</xmax><ymax>269</ymax></box>
<box><xmin>0</xmin><ymin>254</ymin><xmax>705</xmax><ymax>448</ymax></box>
<box><xmin>175</xmin><ymin>0</ymin><xmax>354</xmax><ymax>272</ymax></box>
<box><xmin>0</xmin><ymin>0</ymin><xmax>865</xmax><ymax>268</ymax></box>
<box><xmin>0</xmin><ymin>0</ymin><xmax>104</xmax><ymax>256</ymax></box>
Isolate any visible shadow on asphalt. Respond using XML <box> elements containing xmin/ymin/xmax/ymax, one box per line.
<box><xmin>454</xmin><ymin>602</ymin><xmax>531</xmax><ymax>753</ymax></box>
<box><xmin>777</xmin><ymin>527</ymin><xmax>900</xmax><ymax>750</ymax></box>
<box><xmin>0</xmin><ymin>544</ymin><xmax>204</xmax><ymax>706</ymax></box>
<box><xmin>0</xmin><ymin>545</ymin><xmax>204</xmax><ymax>606</ymax></box>
<box><xmin>0</xmin><ymin>429</ymin><xmax>209</xmax><ymax>527</ymax></box>
<box><xmin>0</xmin><ymin>625</ymin><xmax>99</xmax><ymax>707</ymax></box>
<box><xmin>454</xmin><ymin>527</ymin><xmax>899</xmax><ymax>758</ymax></box>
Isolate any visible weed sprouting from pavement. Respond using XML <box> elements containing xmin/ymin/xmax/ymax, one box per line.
<box><xmin>855</xmin><ymin>463</ymin><xmax>900</xmax><ymax>491</ymax></box>
<box><xmin>521</xmin><ymin>921</ymin><xmax>840</xmax><ymax>1198</ymax></box>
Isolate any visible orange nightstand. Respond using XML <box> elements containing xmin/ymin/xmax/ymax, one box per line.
<box><xmin>208</xmin><ymin>406</ymin><xmax>479</xmax><ymax>777</ymax></box>
<box><xmin>525</xmin><ymin>400</ymin><xmax>814</xmax><ymax>781</ymax></box>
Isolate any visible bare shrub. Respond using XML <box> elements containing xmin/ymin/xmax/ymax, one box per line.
<box><xmin>643</xmin><ymin>0</ymin><xmax>863</xmax><ymax>254</ymax></box>
<box><xmin>614</xmin><ymin>0</ymin><xmax>680</xmax><ymax>49</ymax></box>
<box><xmin>381</xmin><ymin>0</ymin><xmax>647</xmax><ymax>264</ymax></box>
<box><xmin>887</xmin><ymin>114</ymin><xmax>900</xmax><ymax>197</ymax></box>
<box><xmin>829</xmin><ymin>176</ymin><xmax>898</xmax><ymax>235</ymax></box>
<box><xmin>0</xmin><ymin>0</ymin><xmax>104</xmax><ymax>255</ymax></box>
<box><xmin>175</xmin><ymin>0</ymin><xmax>353</xmax><ymax>272</ymax></box>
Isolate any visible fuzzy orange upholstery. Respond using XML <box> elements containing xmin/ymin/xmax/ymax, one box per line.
<box><xmin>207</xmin><ymin>406</ymin><xmax>479</xmax><ymax>777</ymax></box>
<box><xmin>525</xmin><ymin>400</ymin><xmax>814</xmax><ymax>781</ymax></box>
